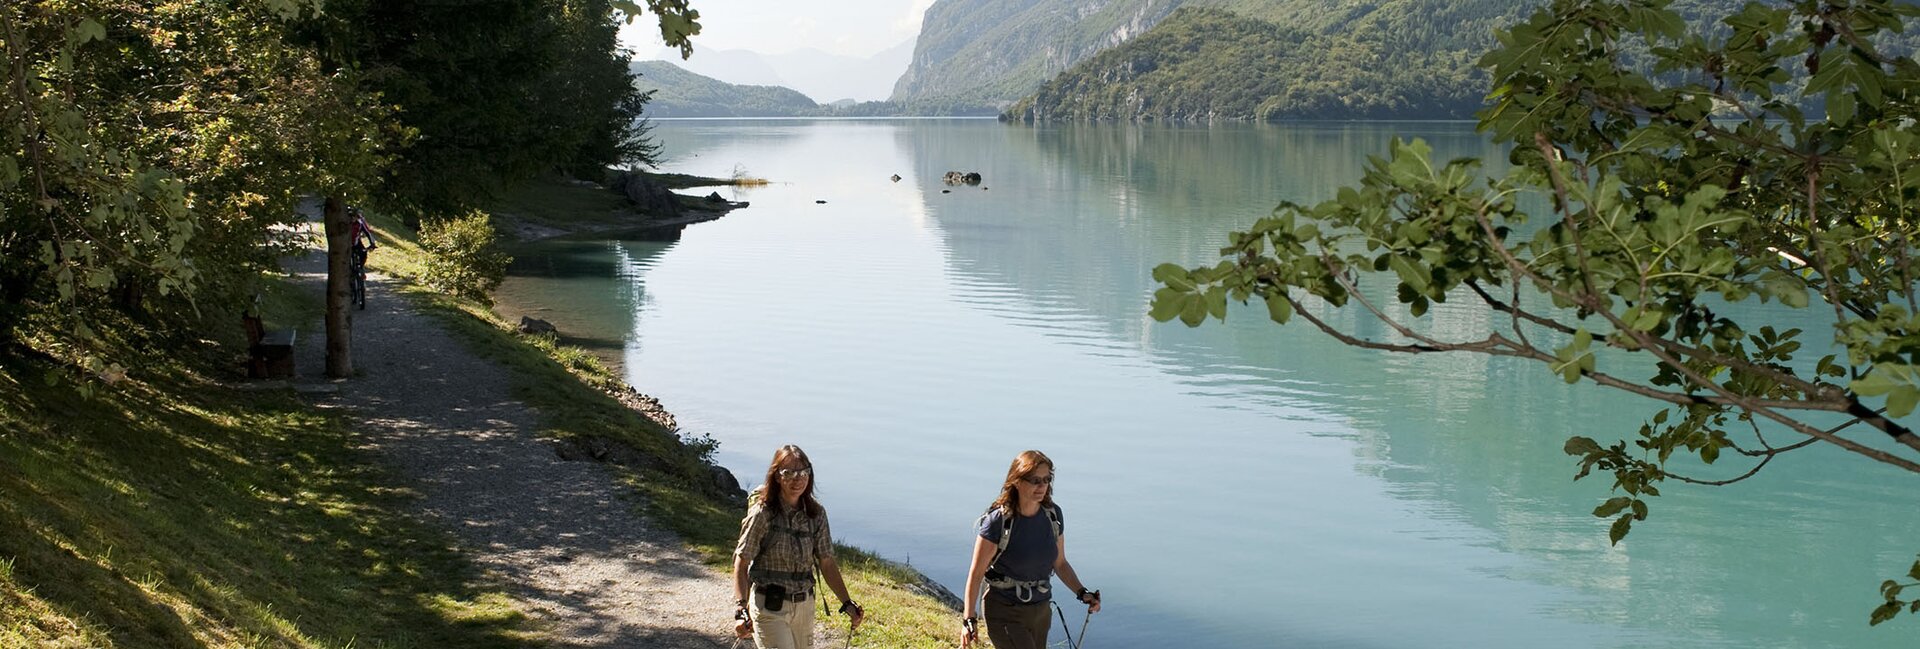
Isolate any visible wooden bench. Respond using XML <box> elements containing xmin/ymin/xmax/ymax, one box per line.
<box><xmin>242</xmin><ymin>313</ymin><xmax>297</xmax><ymax>379</ymax></box>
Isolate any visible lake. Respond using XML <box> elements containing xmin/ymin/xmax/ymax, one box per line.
<box><xmin>493</xmin><ymin>119</ymin><xmax>1919</xmax><ymax>648</ymax></box>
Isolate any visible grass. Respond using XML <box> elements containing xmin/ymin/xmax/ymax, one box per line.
<box><xmin>488</xmin><ymin>177</ymin><xmax>633</xmax><ymax>232</ymax></box>
<box><xmin>0</xmin><ymin>289</ymin><xmax>536</xmax><ymax>648</ymax></box>
<box><xmin>365</xmin><ymin>209</ymin><xmax>965</xmax><ymax>647</ymax></box>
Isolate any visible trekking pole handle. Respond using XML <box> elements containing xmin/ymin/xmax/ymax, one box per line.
<box><xmin>1076</xmin><ymin>588</ymin><xmax>1101</xmax><ymax>606</ymax></box>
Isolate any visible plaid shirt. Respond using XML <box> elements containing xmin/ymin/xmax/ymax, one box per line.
<box><xmin>734</xmin><ymin>499</ymin><xmax>832</xmax><ymax>593</ymax></box>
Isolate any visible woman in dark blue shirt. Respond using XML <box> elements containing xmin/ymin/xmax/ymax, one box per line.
<box><xmin>960</xmin><ymin>450</ymin><xmax>1101</xmax><ymax>648</ymax></box>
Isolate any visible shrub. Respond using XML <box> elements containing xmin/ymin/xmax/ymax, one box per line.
<box><xmin>420</xmin><ymin>211</ymin><xmax>510</xmax><ymax>305</ymax></box>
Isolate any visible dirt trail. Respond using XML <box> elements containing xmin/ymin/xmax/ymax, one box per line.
<box><xmin>282</xmin><ymin>211</ymin><xmax>742</xmax><ymax>648</ymax></box>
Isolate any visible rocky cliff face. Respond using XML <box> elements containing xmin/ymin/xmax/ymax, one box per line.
<box><xmin>890</xmin><ymin>0</ymin><xmax>1184</xmax><ymax>109</ymax></box>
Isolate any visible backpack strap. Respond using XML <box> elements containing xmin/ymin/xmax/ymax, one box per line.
<box><xmin>982</xmin><ymin>503</ymin><xmax>1063</xmax><ymax>577</ymax></box>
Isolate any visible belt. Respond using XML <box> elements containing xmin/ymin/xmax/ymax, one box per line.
<box><xmin>985</xmin><ymin>572</ymin><xmax>1052</xmax><ymax>603</ymax></box>
<box><xmin>758</xmin><ymin>586</ymin><xmax>811</xmax><ymax>603</ymax></box>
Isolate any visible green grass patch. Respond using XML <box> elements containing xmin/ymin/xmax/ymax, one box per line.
<box><xmin>488</xmin><ymin>177</ymin><xmax>632</xmax><ymax>231</ymax></box>
<box><xmin>0</xmin><ymin>286</ymin><xmax>536</xmax><ymax>648</ymax></box>
<box><xmin>367</xmin><ymin>213</ymin><xmax>966</xmax><ymax>646</ymax></box>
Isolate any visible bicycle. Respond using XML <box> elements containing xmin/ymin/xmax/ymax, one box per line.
<box><xmin>349</xmin><ymin>245</ymin><xmax>369</xmax><ymax>310</ymax></box>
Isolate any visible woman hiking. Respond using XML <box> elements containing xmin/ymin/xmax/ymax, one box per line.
<box><xmin>960</xmin><ymin>450</ymin><xmax>1100</xmax><ymax>648</ymax></box>
<box><xmin>732</xmin><ymin>445</ymin><xmax>863</xmax><ymax>649</ymax></box>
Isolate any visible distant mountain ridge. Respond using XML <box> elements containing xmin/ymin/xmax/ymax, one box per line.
<box><xmin>643</xmin><ymin>39</ymin><xmax>915</xmax><ymax>103</ymax></box>
<box><xmin>631</xmin><ymin>60</ymin><xmax>819</xmax><ymax>117</ymax></box>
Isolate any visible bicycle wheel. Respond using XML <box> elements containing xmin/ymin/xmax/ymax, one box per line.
<box><xmin>350</xmin><ymin>265</ymin><xmax>367</xmax><ymax>310</ymax></box>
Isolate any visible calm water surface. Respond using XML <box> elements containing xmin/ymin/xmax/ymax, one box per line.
<box><xmin>495</xmin><ymin>120</ymin><xmax>1919</xmax><ymax>648</ymax></box>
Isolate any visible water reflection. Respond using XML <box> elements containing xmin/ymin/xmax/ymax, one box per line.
<box><xmin>497</xmin><ymin>120</ymin><xmax>1920</xmax><ymax>649</ymax></box>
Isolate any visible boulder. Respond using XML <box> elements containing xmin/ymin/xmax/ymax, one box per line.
<box><xmin>518</xmin><ymin>316</ymin><xmax>557</xmax><ymax>336</ymax></box>
<box><xmin>943</xmin><ymin>171</ymin><xmax>983</xmax><ymax>185</ymax></box>
<box><xmin>708</xmin><ymin>465</ymin><xmax>744</xmax><ymax>500</ymax></box>
<box><xmin>613</xmin><ymin>171</ymin><xmax>682</xmax><ymax>216</ymax></box>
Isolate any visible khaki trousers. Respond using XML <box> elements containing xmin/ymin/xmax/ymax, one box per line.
<box><xmin>750</xmin><ymin>589</ymin><xmax>815</xmax><ymax>649</ymax></box>
<box><xmin>984</xmin><ymin>596</ymin><xmax>1052</xmax><ymax>649</ymax></box>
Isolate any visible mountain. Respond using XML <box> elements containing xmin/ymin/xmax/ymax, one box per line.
<box><xmin>893</xmin><ymin>0</ymin><xmax>1548</xmax><ymax>111</ymax></box>
<box><xmin>643</xmin><ymin>39</ymin><xmax>915</xmax><ymax>103</ymax></box>
<box><xmin>891</xmin><ymin>0</ymin><xmax>1184</xmax><ymax>110</ymax></box>
<box><xmin>630</xmin><ymin>60</ymin><xmax>819</xmax><ymax>117</ymax></box>
<box><xmin>1004</xmin><ymin>6</ymin><xmax>1499</xmax><ymax>121</ymax></box>
<box><xmin>1004</xmin><ymin>0</ymin><xmax>1920</xmax><ymax>122</ymax></box>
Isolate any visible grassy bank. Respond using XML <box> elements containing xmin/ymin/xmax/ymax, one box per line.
<box><xmin>0</xmin><ymin>288</ymin><xmax>533</xmax><ymax>647</ymax></box>
<box><xmin>369</xmin><ymin>203</ymin><xmax>964</xmax><ymax>647</ymax></box>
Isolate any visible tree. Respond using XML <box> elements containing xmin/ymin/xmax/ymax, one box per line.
<box><xmin>294</xmin><ymin>0</ymin><xmax>696</xmax><ymax>376</ymax></box>
<box><xmin>2</xmin><ymin>1</ymin><xmax>385</xmax><ymax>384</ymax></box>
<box><xmin>1151</xmin><ymin>0</ymin><xmax>1920</xmax><ymax>625</ymax></box>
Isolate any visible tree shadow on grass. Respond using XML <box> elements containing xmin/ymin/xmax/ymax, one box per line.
<box><xmin>0</xmin><ymin>363</ymin><xmax>536</xmax><ymax>648</ymax></box>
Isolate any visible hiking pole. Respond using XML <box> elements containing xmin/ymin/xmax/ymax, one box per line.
<box><xmin>1050</xmin><ymin>591</ymin><xmax>1098</xmax><ymax>649</ymax></box>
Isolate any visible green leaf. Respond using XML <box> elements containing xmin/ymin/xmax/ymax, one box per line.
<box><xmin>1608</xmin><ymin>515</ymin><xmax>1633</xmax><ymax>545</ymax></box>
<box><xmin>1854</xmin><ymin>364</ymin><xmax>1920</xmax><ymax>417</ymax></box>
<box><xmin>1871</xmin><ymin>602</ymin><xmax>1901</xmax><ymax>626</ymax></box>
<box><xmin>1152</xmin><ymin>263</ymin><xmax>1192</xmax><ymax>287</ymax></box>
<box><xmin>1908</xmin><ymin>558</ymin><xmax>1920</xmax><ymax>581</ymax></box>
<box><xmin>1593</xmin><ymin>497</ymin><xmax>1632</xmax><ymax>518</ymax></box>
<box><xmin>1889</xmin><ymin>387</ymin><xmax>1920</xmax><ymax>419</ymax></box>
<box><xmin>1264</xmin><ymin>293</ymin><xmax>1293</xmax><ymax>324</ymax></box>
<box><xmin>1564</xmin><ymin>436</ymin><xmax>1602</xmax><ymax>456</ymax></box>
<box><xmin>1178</xmin><ymin>294</ymin><xmax>1207</xmax><ymax>327</ymax></box>
<box><xmin>1149</xmin><ymin>288</ymin><xmax>1184</xmax><ymax>322</ymax></box>
<box><xmin>75</xmin><ymin>19</ymin><xmax>106</xmax><ymax>44</ymax></box>
<box><xmin>1205</xmin><ymin>286</ymin><xmax>1228</xmax><ymax>320</ymax></box>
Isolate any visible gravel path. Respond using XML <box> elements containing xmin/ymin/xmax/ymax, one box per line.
<box><xmin>280</xmin><ymin>211</ymin><xmax>743</xmax><ymax>649</ymax></box>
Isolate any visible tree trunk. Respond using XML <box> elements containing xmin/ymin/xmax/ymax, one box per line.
<box><xmin>323</xmin><ymin>195</ymin><xmax>353</xmax><ymax>378</ymax></box>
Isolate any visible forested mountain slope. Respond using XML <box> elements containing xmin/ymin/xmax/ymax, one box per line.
<box><xmin>1004</xmin><ymin>7</ymin><xmax>1492</xmax><ymax>121</ymax></box>
<box><xmin>1002</xmin><ymin>0</ymin><xmax>1920</xmax><ymax>121</ymax></box>
<box><xmin>632</xmin><ymin>60</ymin><xmax>820</xmax><ymax>117</ymax></box>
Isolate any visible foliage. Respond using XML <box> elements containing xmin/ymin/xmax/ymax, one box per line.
<box><xmin>1151</xmin><ymin>0</ymin><xmax>1920</xmax><ymax>624</ymax></box>
<box><xmin>300</xmin><ymin>0</ymin><xmax>663</xmax><ymax>222</ymax></box>
<box><xmin>1</xmin><ymin>0</ymin><xmax>386</xmax><ymax>387</ymax></box>
<box><xmin>420</xmin><ymin>211</ymin><xmax>511</xmax><ymax>306</ymax></box>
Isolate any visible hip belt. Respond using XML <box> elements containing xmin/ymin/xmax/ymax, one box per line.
<box><xmin>985</xmin><ymin>571</ymin><xmax>1051</xmax><ymax>603</ymax></box>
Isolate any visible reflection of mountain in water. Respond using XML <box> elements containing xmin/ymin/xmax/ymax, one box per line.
<box><xmin>495</xmin><ymin>239</ymin><xmax>675</xmax><ymax>357</ymax></box>
<box><xmin>905</xmin><ymin>121</ymin><xmax>1920</xmax><ymax>646</ymax></box>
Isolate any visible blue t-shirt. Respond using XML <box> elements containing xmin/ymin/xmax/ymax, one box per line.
<box><xmin>977</xmin><ymin>504</ymin><xmax>1062</xmax><ymax>604</ymax></box>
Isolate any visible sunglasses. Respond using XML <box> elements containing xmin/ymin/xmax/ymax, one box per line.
<box><xmin>1018</xmin><ymin>474</ymin><xmax>1054</xmax><ymax>486</ymax></box>
<box><xmin>775</xmin><ymin>467</ymin><xmax>812</xmax><ymax>480</ymax></box>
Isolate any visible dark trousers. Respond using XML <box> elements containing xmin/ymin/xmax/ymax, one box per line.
<box><xmin>984</xmin><ymin>596</ymin><xmax>1052</xmax><ymax>649</ymax></box>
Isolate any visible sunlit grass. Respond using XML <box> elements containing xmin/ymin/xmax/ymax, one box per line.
<box><xmin>0</xmin><ymin>273</ymin><xmax>535</xmax><ymax>649</ymax></box>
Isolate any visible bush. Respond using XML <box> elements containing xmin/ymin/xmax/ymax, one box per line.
<box><xmin>420</xmin><ymin>211</ymin><xmax>510</xmax><ymax>305</ymax></box>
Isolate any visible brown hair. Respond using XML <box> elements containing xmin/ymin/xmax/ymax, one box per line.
<box><xmin>990</xmin><ymin>450</ymin><xmax>1055</xmax><ymax>514</ymax></box>
<box><xmin>752</xmin><ymin>444</ymin><xmax>823</xmax><ymax>517</ymax></box>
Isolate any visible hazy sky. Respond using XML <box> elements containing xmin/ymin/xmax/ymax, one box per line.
<box><xmin>619</xmin><ymin>0</ymin><xmax>934</xmax><ymax>58</ymax></box>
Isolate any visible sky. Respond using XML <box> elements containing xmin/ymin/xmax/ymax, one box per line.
<box><xmin>618</xmin><ymin>0</ymin><xmax>935</xmax><ymax>58</ymax></box>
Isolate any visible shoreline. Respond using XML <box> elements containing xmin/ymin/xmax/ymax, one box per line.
<box><xmin>476</xmin><ymin>181</ymin><xmax>969</xmax><ymax>622</ymax></box>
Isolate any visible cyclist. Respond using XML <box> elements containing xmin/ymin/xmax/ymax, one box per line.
<box><xmin>346</xmin><ymin>206</ymin><xmax>378</xmax><ymax>308</ymax></box>
<box><xmin>347</xmin><ymin>206</ymin><xmax>378</xmax><ymax>258</ymax></box>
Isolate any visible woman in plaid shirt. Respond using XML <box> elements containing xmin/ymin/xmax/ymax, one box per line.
<box><xmin>731</xmin><ymin>445</ymin><xmax>864</xmax><ymax>648</ymax></box>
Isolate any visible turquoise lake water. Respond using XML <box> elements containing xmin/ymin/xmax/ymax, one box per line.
<box><xmin>493</xmin><ymin>119</ymin><xmax>1920</xmax><ymax>648</ymax></box>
